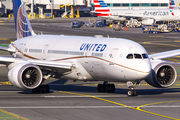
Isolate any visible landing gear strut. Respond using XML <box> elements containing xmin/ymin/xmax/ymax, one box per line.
<box><xmin>97</xmin><ymin>82</ymin><xmax>115</xmax><ymax>93</ymax></box>
<box><xmin>126</xmin><ymin>81</ymin><xmax>139</xmax><ymax>97</ymax></box>
<box><xmin>32</xmin><ymin>84</ymin><xmax>50</xmax><ymax>93</ymax></box>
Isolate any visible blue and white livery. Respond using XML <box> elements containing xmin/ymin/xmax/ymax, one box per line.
<box><xmin>0</xmin><ymin>0</ymin><xmax>179</xmax><ymax>96</ymax></box>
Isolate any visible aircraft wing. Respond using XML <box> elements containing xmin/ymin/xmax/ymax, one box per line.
<box><xmin>0</xmin><ymin>56</ymin><xmax>74</xmax><ymax>72</ymax></box>
<box><xmin>0</xmin><ymin>56</ymin><xmax>15</xmax><ymax>65</ymax></box>
<box><xmin>0</xmin><ymin>46</ymin><xmax>74</xmax><ymax>73</ymax></box>
<box><xmin>0</xmin><ymin>46</ymin><xmax>16</xmax><ymax>52</ymax></box>
<box><xmin>28</xmin><ymin>59</ymin><xmax>74</xmax><ymax>71</ymax></box>
<box><xmin>149</xmin><ymin>49</ymin><xmax>180</xmax><ymax>60</ymax></box>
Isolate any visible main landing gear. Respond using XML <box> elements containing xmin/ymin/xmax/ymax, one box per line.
<box><xmin>126</xmin><ymin>81</ymin><xmax>140</xmax><ymax>97</ymax></box>
<box><xmin>97</xmin><ymin>81</ymin><xmax>115</xmax><ymax>93</ymax></box>
<box><xmin>32</xmin><ymin>84</ymin><xmax>50</xmax><ymax>93</ymax></box>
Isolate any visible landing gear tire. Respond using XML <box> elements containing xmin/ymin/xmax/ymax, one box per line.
<box><xmin>101</xmin><ymin>84</ymin><xmax>106</xmax><ymax>92</ymax></box>
<box><xmin>97</xmin><ymin>84</ymin><xmax>102</xmax><ymax>92</ymax></box>
<box><xmin>32</xmin><ymin>85</ymin><xmax>50</xmax><ymax>93</ymax></box>
<box><xmin>133</xmin><ymin>89</ymin><xmax>137</xmax><ymax>96</ymax></box>
<box><xmin>127</xmin><ymin>89</ymin><xmax>136</xmax><ymax>97</ymax></box>
<box><xmin>32</xmin><ymin>86</ymin><xmax>41</xmax><ymax>93</ymax></box>
<box><xmin>97</xmin><ymin>84</ymin><xmax>106</xmax><ymax>92</ymax></box>
<box><xmin>41</xmin><ymin>85</ymin><xmax>50</xmax><ymax>93</ymax></box>
<box><xmin>97</xmin><ymin>83</ymin><xmax>115</xmax><ymax>93</ymax></box>
<box><xmin>107</xmin><ymin>84</ymin><xmax>115</xmax><ymax>93</ymax></box>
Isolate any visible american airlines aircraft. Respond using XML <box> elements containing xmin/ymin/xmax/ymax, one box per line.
<box><xmin>0</xmin><ymin>0</ymin><xmax>180</xmax><ymax>96</ymax></box>
<box><xmin>92</xmin><ymin>0</ymin><xmax>180</xmax><ymax>25</ymax></box>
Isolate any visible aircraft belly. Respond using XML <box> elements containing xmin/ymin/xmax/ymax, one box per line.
<box><xmin>107</xmin><ymin>65</ymin><xmax>138</xmax><ymax>82</ymax></box>
<box><xmin>81</xmin><ymin>58</ymin><xmax>138</xmax><ymax>82</ymax></box>
<box><xmin>81</xmin><ymin>60</ymin><xmax>108</xmax><ymax>80</ymax></box>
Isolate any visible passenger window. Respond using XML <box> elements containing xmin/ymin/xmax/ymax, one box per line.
<box><xmin>134</xmin><ymin>54</ymin><xmax>142</xmax><ymax>59</ymax></box>
<box><xmin>126</xmin><ymin>54</ymin><xmax>133</xmax><ymax>59</ymax></box>
<box><xmin>142</xmin><ymin>53</ymin><xmax>148</xmax><ymax>59</ymax></box>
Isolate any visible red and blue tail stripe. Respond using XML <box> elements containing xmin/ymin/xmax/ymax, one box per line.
<box><xmin>94</xmin><ymin>0</ymin><xmax>110</xmax><ymax>14</ymax></box>
<box><xmin>169</xmin><ymin>0</ymin><xmax>176</xmax><ymax>9</ymax></box>
<box><xmin>94</xmin><ymin>0</ymin><xmax>108</xmax><ymax>7</ymax></box>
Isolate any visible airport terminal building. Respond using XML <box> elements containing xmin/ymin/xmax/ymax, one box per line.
<box><xmin>0</xmin><ymin>0</ymin><xmax>179</xmax><ymax>17</ymax></box>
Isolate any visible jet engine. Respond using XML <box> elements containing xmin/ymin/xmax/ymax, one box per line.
<box><xmin>145</xmin><ymin>61</ymin><xmax>177</xmax><ymax>88</ymax></box>
<box><xmin>142</xmin><ymin>19</ymin><xmax>154</xmax><ymax>25</ymax></box>
<box><xmin>8</xmin><ymin>62</ymin><xmax>43</xmax><ymax>90</ymax></box>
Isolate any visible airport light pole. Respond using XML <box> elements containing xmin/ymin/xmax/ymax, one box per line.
<box><xmin>0</xmin><ymin>0</ymin><xmax>2</xmax><ymax>8</ymax></box>
<box><xmin>65</xmin><ymin>0</ymin><xmax>67</xmax><ymax>14</ymax></box>
<box><xmin>51</xmin><ymin>0</ymin><xmax>54</xmax><ymax>17</ymax></box>
<box><xmin>31</xmin><ymin>0</ymin><xmax>34</xmax><ymax>19</ymax></box>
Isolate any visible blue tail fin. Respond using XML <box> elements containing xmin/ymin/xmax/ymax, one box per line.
<box><xmin>12</xmin><ymin>0</ymin><xmax>36</xmax><ymax>39</ymax></box>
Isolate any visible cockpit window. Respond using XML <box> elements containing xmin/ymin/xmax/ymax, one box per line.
<box><xmin>126</xmin><ymin>54</ymin><xmax>133</xmax><ymax>59</ymax></box>
<box><xmin>126</xmin><ymin>53</ymin><xmax>148</xmax><ymax>59</ymax></box>
<box><xmin>134</xmin><ymin>54</ymin><xmax>142</xmax><ymax>59</ymax></box>
<box><xmin>142</xmin><ymin>53</ymin><xmax>148</xmax><ymax>59</ymax></box>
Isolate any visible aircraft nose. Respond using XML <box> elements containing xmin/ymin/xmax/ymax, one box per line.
<box><xmin>136</xmin><ymin>60</ymin><xmax>151</xmax><ymax>79</ymax></box>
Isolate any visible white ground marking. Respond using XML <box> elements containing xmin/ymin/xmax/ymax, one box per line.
<box><xmin>0</xmin><ymin>106</ymin><xmax>180</xmax><ymax>109</ymax></box>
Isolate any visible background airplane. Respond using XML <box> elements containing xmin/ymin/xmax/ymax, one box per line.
<box><xmin>92</xmin><ymin>0</ymin><xmax>180</xmax><ymax>25</ymax></box>
<box><xmin>0</xmin><ymin>0</ymin><xmax>180</xmax><ymax>96</ymax></box>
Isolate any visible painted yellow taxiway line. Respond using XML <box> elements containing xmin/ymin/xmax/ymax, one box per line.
<box><xmin>0</xmin><ymin>108</ymin><xmax>29</xmax><ymax>120</ymax></box>
<box><xmin>0</xmin><ymin>38</ymin><xmax>9</xmax><ymax>40</ymax></box>
<box><xmin>136</xmin><ymin>100</ymin><xmax>180</xmax><ymax>120</ymax></box>
<box><xmin>59</xmin><ymin>91</ymin><xmax>180</xmax><ymax>120</ymax></box>
<box><xmin>174</xmin><ymin>41</ymin><xmax>180</xmax><ymax>42</ymax></box>
<box><xmin>0</xmin><ymin>81</ymin><xmax>12</xmax><ymax>85</ymax></box>
<box><xmin>143</xmin><ymin>42</ymin><xmax>180</xmax><ymax>47</ymax></box>
<box><xmin>149</xmin><ymin>36</ymin><xmax>164</xmax><ymax>38</ymax></box>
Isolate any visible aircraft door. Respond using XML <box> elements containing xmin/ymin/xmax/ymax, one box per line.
<box><xmin>43</xmin><ymin>44</ymin><xmax>49</xmax><ymax>60</ymax></box>
<box><xmin>109</xmin><ymin>48</ymin><xmax>118</xmax><ymax>64</ymax></box>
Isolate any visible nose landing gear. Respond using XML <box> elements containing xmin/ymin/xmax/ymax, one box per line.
<box><xmin>127</xmin><ymin>81</ymin><xmax>140</xmax><ymax>96</ymax></box>
<box><xmin>127</xmin><ymin>89</ymin><xmax>136</xmax><ymax>96</ymax></box>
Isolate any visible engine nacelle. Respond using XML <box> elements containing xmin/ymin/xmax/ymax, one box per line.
<box><xmin>142</xmin><ymin>19</ymin><xmax>154</xmax><ymax>25</ymax></box>
<box><xmin>145</xmin><ymin>61</ymin><xmax>177</xmax><ymax>88</ymax></box>
<box><xmin>8</xmin><ymin>62</ymin><xmax>43</xmax><ymax>90</ymax></box>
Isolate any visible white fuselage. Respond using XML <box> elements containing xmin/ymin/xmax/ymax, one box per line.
<box><xmin>104</xmin><ymin>9</ymin><xmax>180</xmax><ymax>21</ymax></box>
<box><xmin>10</xmin><ymin>35</ymin><xmax>151</xmax><ymax>83</ymax></box>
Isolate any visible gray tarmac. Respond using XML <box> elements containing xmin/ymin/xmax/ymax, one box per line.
<box><xmin>0</xmin><ymin>18</ymin><xmax>180</xmax><ymax>120</ymax></box>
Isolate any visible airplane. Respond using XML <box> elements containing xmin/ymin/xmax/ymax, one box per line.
<box><xmin>0</xmin><ymin>0</ymin><xmax>180</xmax><ymax>96</ymax></box>
<box><xmin>92</xmin><ymin>0</ymin><xmax>180</xmax><ymax>25</ymax></box>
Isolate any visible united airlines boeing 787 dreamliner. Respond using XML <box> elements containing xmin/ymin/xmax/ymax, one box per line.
<box><xmin>0</xmin><ymin>0</ymin><xmax>180</xmax><ymax>96</ymax></box>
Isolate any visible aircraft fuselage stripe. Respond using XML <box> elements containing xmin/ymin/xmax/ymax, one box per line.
<box><xmin>12</xmin><ymin>44</ymin><xmax>150</xmax><ymax>74</ymax></box>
